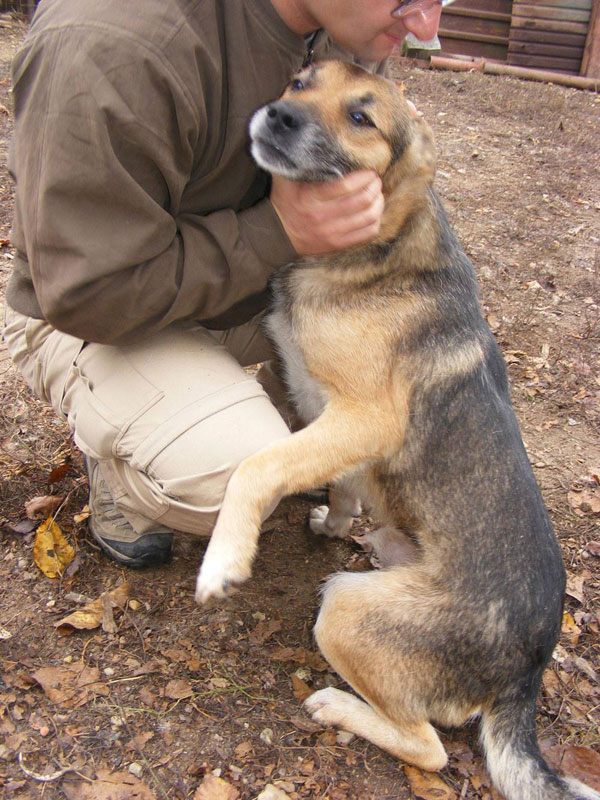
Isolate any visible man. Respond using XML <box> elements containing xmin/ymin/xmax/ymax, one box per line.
<box><xmin>3</xmin><ymin>0</ymin><xmax>444</xmax><ymax>567</ymax></box>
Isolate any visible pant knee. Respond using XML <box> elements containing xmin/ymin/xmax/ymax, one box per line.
<box><xmin>107</xmin><ymin>393</ymin><xmax>290</xmax><ymax>535</ymax></box>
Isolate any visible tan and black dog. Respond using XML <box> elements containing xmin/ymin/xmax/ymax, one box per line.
<box><xmin>195</xmin><ymin>61</ymin><xmax>598</xmax><ymax>800</ymax></box>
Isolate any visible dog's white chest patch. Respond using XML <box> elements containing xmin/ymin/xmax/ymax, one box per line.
<box><xmin>265</xmin><ymin>308</ymin><xmax>327</xmax><ymax>424</ymax></box>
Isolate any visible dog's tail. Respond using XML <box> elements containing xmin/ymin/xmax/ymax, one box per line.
<box><xmin>480</xmin><ymin>695</ymin><xmax>600</xmax><ymax>800</ymax></box>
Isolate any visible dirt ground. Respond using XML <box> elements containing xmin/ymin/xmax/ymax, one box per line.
<box><xmin>0</xmin><ymin>18</ymin><xmax>599</xmax><ymax>800</ymax></box>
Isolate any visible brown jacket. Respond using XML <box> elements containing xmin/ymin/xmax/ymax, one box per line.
<box><xmin>7</xmin><ymin>0</ymin><xmax>386</xmax><ymax>344</ymax></box>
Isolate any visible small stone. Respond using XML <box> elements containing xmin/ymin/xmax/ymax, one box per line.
<box><xmin>103</xmin><ymin>667</ymin><xmax>115</xmax><ymax>677</ymax></box>
<box><xmin>46</xmin><ymin>599</ymin><xmax>56</xmax><ymax>608</ymax></box>
<box><xmin>128</xmin><ymin>762</ymin><xmax>143</xmax><ymax>778</ymax></box>
<box><xmin>259</xmin><ymin>727</ymin><xmax>274</xmax><ymax>745</ymax></box>
<box><xmin>256</xmin><ymin>785</ymin><xmax>291</xmax><ymax>800</ymax></box>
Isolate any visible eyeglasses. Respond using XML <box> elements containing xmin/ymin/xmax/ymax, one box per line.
<box><xmin>391</xmin><ymin>0</ymin><xmax>446</xmax><ymax>18</ymax></box>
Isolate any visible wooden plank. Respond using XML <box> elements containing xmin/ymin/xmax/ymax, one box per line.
<box><xmin>440</xmin><ymin>29</ymin><xmax>509</xmax><ymax>46</ymax></box>
<box><xmin>508</xmin><ymin>53</ymin><xmax>583</xmax><ymax>70</ymax></box>
<box><xmin>510</xmin><ymin>17</ymin><xmax>588</xmax><ymax>35</ymax></box>
<box><xmin>512</xmin><ymin>0</ymin><xmax>591</xmax><ymax>8</ymax></box>
<box><xmin>442</xmin><ymin>7</ymin><xmax>511</xmax><ymax>23</ymax></box>
<box><xmin>438</xmin><ymin>38</ymin><xmax>509</xmax><ymax>61</ymax></box>
<box><xmin>446</xmin><ymin>0</ymin><xmax>513</xmax><ymax>13</ymax></box>
<box><xmin>512</xmin><ymin>4</ymin><xmax>591</xmax><ymax>23</ymax></box>
<box><xmin>440</xmin><ymin>16</ymin><xmax>510</xmax><ymax>39</ymax></box>
<box><xmin>581</xmin><ymin>0</ymin><xmax>600</xmax><ymax>76</ymax></box>
<box><xmin>510</xmin><ymin>28</ymin><xmax>587</xmax><ymax>46</ymax></box>
<box><xmin>509</xmin><ymin>40</ymin><xmax>584</xmax><ymax>59</ymax></box>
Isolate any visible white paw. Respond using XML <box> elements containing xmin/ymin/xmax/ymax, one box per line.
<box><xmin>309</xmin><ymin>505</ymin><xmax>331</xmax><ymax>536</ymax></box>
<box><xmin>194</xmin><ymin>548</ymin><xmax>251</xmax><ymax>604</ymax></box>
<box><xmin>309</xmin><ymin>506</ymin><xmax>353</xmax><ymax>538</ymax></box>
<box><xmin>304</xmin><ymin>687</ymin><xmax>357</xmax><ymax>729</ymax></box>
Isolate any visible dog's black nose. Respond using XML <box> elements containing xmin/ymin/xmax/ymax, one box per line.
<box><xmin>265</xmin><ymin>101</ymin><xmax>305</xmax><ymax>132</ymax></box>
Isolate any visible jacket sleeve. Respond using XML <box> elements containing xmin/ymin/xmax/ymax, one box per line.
<box><xmin>11</xmin><ymin>27</ymin><xmax>296</xmax><ymax>345</ymax></box>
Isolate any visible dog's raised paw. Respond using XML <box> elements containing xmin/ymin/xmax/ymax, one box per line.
<box><xmin>194</xmin><ymin>559</ymin><xmax>249</xmax><ymax>604</ymax></box>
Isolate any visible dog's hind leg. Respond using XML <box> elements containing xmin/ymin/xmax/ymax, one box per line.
<box><xmin>309</xmin><ymin>568</ymin><xmax>447</xmax><ymax>772</ymax></box>
<box><xmin>305</xmin><ymin>688</ymin><xmax>446</xmax><ymax>772</ymax></box>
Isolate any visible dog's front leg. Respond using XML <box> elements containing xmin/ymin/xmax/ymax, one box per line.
<box><xmin>195</xmin><ymin>402</ymin><xmax>400</xmax><ymax>603</ymax></box>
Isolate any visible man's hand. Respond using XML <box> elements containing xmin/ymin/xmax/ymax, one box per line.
<box><xmin>270</xmin><ymin>170</ymin><xmax>384</xmax><ymax>256</ymax></box>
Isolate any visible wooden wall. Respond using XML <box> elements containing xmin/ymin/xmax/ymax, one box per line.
<box><xmin>438</xmin><ymin>0</ymin><xmax>513</xmax><ymax>62</ymax></box>
<box><xmin>439</xmin><ymin>0</ymin><xmax>597</xmax><ymax>76</ymax></box>
<box><xmin>508</xmin><ymin>0</ymin><xmax>592</xmax><ymax>73</ymax></box>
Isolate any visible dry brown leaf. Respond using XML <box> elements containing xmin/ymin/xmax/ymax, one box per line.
<box><xmin>125</xmin><ymin>731</ymin><xmax>155</xmax><ymax>752</ymax></box>
<box><xmin>47</xmin><ymin>460</ymin><xmax>72</xmax><ymax>485</ymax></box>
<box><xmin>404</xmin><ymin>766</ymin><xmax>457</xmax><ymax>799</ymax></box>
<box><xmin>565</xmin><ymin>573</ymin><xmax>587</xmax><ymax>604</ymax></box>
<box><xmin>63</xmin><ymin>768</ymin><xmax>156</xmax><ymax>800</ymax></box>
<box><xmin>542</xmin><ymin>744</ymin><xmax>600</xmax><ymax>790</ymax></box>
<box><xmin>32</xmin><ymin>663</ymin><xmax>109</xmax><ymax>708</ymax></box>
<box><xmin>193</xmin><ymin>773</ymin><xmax>240</xmax><ymax>800</ymax></box>
<box><xmin>165</xmin><ymin>678</ymin><xmax>194</xmax><ymax>700</ymax></box>
<box><xmin>567</xmin><ymin>486</ymin><xmax>600</xmax><ymax>516</ymax></box>
<box><xmin>290</xmin><ymin>673</ymin><xmax>313</xmax><ymax>702</ymax></box>
<box><xmin>33</xmin><ymin>517</ymin><xmax>75</xmax><ymax>578</ymax></box>
<box><xmin>25</xmin><ymin>495</ymin><xmax>64</xmax><ymax>519</ymax></box>
<box><xmin>54</xmin><ymin>583</ymin><xmax>130</xmax><ymax>634</ymax></box>
<box><xmin>248</xmin><ymin>618</ymin><xmax>282</xmax><ymax>645</ymax></box>
<box><xmin>270</xmin><ymin>646</ymin><xmax>328</xmax><ymax>672</ymax></box>
<box><xmin>584</xmin><ymin>541</ymin><xmax>600</xmax><ymax>557</ymax></box>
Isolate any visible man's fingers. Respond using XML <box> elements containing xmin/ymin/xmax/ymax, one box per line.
<box><xmin>308</xmin><ymin>169</ymin><xmax>380</xmax><ymax>202</ymax></box>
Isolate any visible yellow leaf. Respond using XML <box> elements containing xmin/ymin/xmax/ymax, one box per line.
<box><xmin>33</xmin><ymin>517</ymin><xmax>75</xmax><ymax>578</ymax></box>
<box><xmin>561</xmin><ymin>611</ymin><xmax>581</xmax><ymax>646</ymax></box>
<box><xmin>404</xmin><ymin>766</ymin><xmax>457</xmax><ymax>799</ymax></box>
<box><xmin>54</xmin><ymin>583</ymin><xmax>129</xmax><ymax>634</ymax></box>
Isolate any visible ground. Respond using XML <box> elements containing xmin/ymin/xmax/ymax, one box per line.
<box><xmin>0</xmin><ymin>18</ymin><xmax>599</xmax><ymax>800</ymax></box>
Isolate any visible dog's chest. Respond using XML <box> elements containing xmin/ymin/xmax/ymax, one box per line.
<box><xmin>265</xmin><ymin>306</ymin><xmax>327</xmax><ymax>424</ymax></box>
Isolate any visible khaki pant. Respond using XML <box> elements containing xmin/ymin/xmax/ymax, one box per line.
<box><xmin>3</xmin><ymin>306</ymin><xmax>290</xmax><ymax>536</ymax></box>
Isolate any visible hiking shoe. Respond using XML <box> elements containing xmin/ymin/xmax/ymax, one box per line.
<box><xmin>85</xmin><ymin>456</ymin><xmax>173</xmax><ymax>567</ymax></box>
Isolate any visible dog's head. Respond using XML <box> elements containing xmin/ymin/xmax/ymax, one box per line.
<box><xmin>249</xmin><ymin>60</ymin><xmax>435</xmax><ymax>189</ymax></box>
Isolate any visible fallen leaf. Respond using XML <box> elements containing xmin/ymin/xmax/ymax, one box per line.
<box><xmin>47</xmin><ymin>460</ymin><xmax>72</xmax><ymax>485</ymax></box>
<box><xmin>193</xmin><ymin>773</ymin><xmax>239</xmax><ymax>800</ymax></box>
<box><xmin>54</xmin><ymin>583</ymin><xmax>130</xmax><ymax>634</ymax></box>
<box><xmin>33</xmin><ymin>517</ymin><xmax>75</xmax><ymax>578</ymax></box>
<box><xmin>404</xmin><ymin>766</ymin><xmax>457</xmax><ymax>799</ymax></box>
<box><xmin>561</xmin><ymin>611</ymin><xmax>581</xmax><ymax>646</ymax></box>
<box><xmin>32</xmin><ymin>663</ymin><xmax>109</xmax><ymax>708</ymax></box>
<box><xmin>290</xmin><ymin>674</ymin><xmax>313</xmax><ymax>702</ymax></box>
<box><xmin>165</xmin><ymin>679</ymin><xmax>194</xmax><ymax>700</ymax></box>
<box><xmin>73</xmin><ymin>505</ymin><xmax>90</xmax><ymax>524</ymax></box>
<box><xmin>25</xmin><ymin>495</ymin><xmax>64</xmax><ymax>519</ymax></box>
<box><xmin>125</xmin><ymin>731</ymin><xmax>155</xmax><ymax>752</ymax></box>
<box><xmin>568</xmin><ymin>486</ymin><xmax>600</xmax><ymax>516</ymax></box>
<box><xmin>565</xmin><ymin>573</ymin><xmax>586</xmax><ymax>604</ymax></box>
<box><xmin>63</xmin><ymin>768</ymin><xmax>157</xmax><ymax>800</ymax></box>
<box><xmin>256</xmin><ymin>786</ymin><xmax>292</xmax><ymax>800</ymax></box>
<box><xmin>542</xmin><ymin>745</ymin><xmax>600</xmax><ymax>790</ymax></box>
<box><xmin>248</xmin><ymin>618</ymin><xmax>282</xmax><ymax>645</ymax></box>
<box><xmin>8</xmin><ymin>519</ymin><xmax>37</xmax><ymax>534</ymax></box>
<box><xmin>270</xmin><ymin>647</ymin><xmax>328</xmax><ymax>672</ymax></box>
<box><xmin>584</xmin><ymin>541</ymin><xmax>600</xmax><ymax>557</ymax></box>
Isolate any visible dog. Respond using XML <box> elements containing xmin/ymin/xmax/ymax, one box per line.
<box><xmin>195</xmin><ymin>60</ymin><xmax>598</xmax><ymax>800</ymax></box>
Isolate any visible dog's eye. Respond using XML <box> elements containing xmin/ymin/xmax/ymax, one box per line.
<box><xmin>349</xmin><ymin>111</ymin><xmax>375</xmax><ymax>128</ymax></box>
<box><xmin>289</xmin><ymin>78</ymin><xmax>305</xmax><ymax>91</ymax></box>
